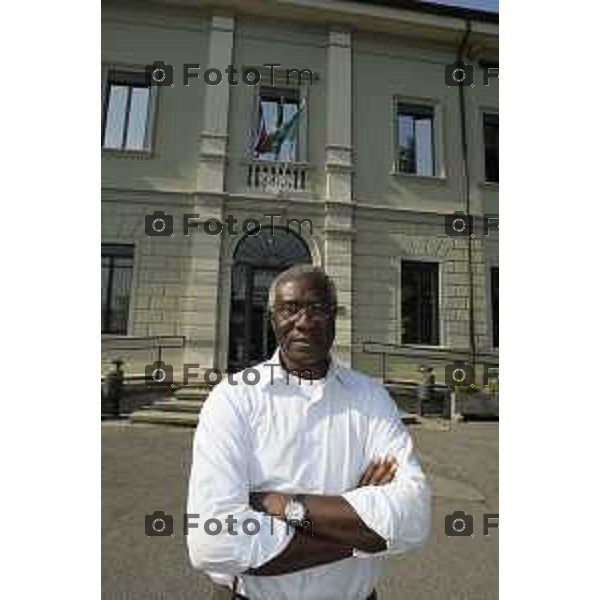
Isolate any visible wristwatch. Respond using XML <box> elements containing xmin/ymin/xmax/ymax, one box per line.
<box><xmin>284</xmin><ymin>494</ymin><xmax>308</xmax><ymax>525</ymax></box>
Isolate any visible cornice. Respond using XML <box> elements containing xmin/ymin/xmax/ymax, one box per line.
<box><xmin>115</xmin><ymin>0</ymin><xmax>498</xmax><ymax>49</ymax></box>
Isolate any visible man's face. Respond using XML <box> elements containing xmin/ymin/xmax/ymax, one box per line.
<box><xmin>270</xmin><ymin>276</ymin><xmax>336</xmax><ymax>369</ymax></box>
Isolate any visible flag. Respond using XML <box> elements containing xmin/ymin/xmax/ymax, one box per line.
<box><xmin>255</xmin><ymin>99</ymin><xmax>305</xmax><ymax>160</ymax></box>
<box><xmin>255</xmin><ymin>102</ymin><xmax>271</xmax><ymax>155</ymax></box>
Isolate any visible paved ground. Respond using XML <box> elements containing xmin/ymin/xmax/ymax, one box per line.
<box><xmin>102</xmin><ymin>420</ymin><xmax>498</xmax><ymax>600</ymax></box>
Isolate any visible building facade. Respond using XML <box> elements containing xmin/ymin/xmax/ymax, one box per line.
<box><xmin>101</xmin><ymin>0</ymin><xmax>499</xmax><ymax>386</ymax></box>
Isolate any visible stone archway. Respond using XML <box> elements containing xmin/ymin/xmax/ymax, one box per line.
<box><xmin>227</xmin><ymin>227</ymin><xmax>312</xmax><ymax>370</ymax></box>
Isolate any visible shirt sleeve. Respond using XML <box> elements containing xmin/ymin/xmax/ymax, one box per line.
<box><xmin>186</xmin><ymin>383</ymin><xmax>295</xmax><ymax>575</ymax></box>
<box><xmin>341</xmin><ymin>385</ymin><xmax>431</xmax><ymax>557</ymax></box>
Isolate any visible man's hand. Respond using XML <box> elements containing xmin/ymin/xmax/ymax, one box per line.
<box><xmin>249</xmin><ymin>491</ymin><xmax>289</xmax><ymax>517</ymax></box>
<box><xmin>357</xmin><ymin>456</ymin><xmax>398</xmax><ymax>487</ymax></box>
<box><xmin>250</xmin><ymin>457</ymin><xmax>397</xmax><ymax>518</ymax></box>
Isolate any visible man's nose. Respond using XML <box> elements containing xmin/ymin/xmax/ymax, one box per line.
<box><xmin>294</xmin><ymin>309</ymin><xmax>319</xmax><ymax>330</ymax></box>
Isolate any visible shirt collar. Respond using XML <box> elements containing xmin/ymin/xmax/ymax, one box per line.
<box><xmin>264</xmin><ymin>347</ymin><xmax>347</xmax><ymax>387</ymax></box>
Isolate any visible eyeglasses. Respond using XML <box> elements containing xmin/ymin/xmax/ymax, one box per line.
<box><xmin>272</xmin><ymin>301</ymin><xmax>336</xmax><ymax>321</ymax></box>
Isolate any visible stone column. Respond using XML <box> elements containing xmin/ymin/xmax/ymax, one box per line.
<box><xmin>177</xmin><ymin>194</ymin><xmax>225</xmax><ymax>380</ymax></box>
<box><xmin>325</xmin><ymin>29</ymin><xmax>353</xmax><ymax>203</ymax></box>
<box><xmin>324</xmin><ymin>28</ymin><xmax>354</xmax><ymax>366</ymax></box>
<box><xmin>324</xmin><ymin>204</ymin><xmax>355</xmax><ymax>365</ymax></box>
<box><xmin>196</xmin><ymin>13</ymin><xmax>234</xmax><ymax>193</ymax></box>
<box><xmin>177</xmin><ymin>13</ymin><xmax>234</xmax><ymax>379</ymax></box>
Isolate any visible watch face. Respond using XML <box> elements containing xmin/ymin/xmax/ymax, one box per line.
<box><xmin>285</xmin><ymin>500</ymin><xmax>306</xmax><ymax>523</ymax></box>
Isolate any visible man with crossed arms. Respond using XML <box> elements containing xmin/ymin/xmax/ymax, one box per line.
<box><xmin>186</xmin><ymin>266</ymin><xmax>431</xmax><ymax>599</ymax></box>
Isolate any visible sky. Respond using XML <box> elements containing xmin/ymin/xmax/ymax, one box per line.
<box><xmin>430</xmin><ymin>0</ymin><xmax>499</xmax><ymax>12</ymax></box>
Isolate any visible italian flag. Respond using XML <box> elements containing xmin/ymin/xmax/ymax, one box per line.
<box><xmin>255</xmin><ymin>100</ymin><xmax>305</xmax><ymax>159</ymax></box>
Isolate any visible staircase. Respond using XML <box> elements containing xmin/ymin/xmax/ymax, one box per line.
<box><xmin>129</xmin><ymin>382</ymin><xmax>424</xmax><ymax>427</ymax></box>
<box><xmin>129</xmin><ymin>384</ymin><xmax>211</xmax><ymax>426</ymax></box>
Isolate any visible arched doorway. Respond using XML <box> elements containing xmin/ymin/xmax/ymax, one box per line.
<box><xmin>228</xmin><ymin>227</ymin><xmax>312</xmax><ymax>370</ymax></box>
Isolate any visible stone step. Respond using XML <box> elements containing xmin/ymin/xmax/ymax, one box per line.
<box><xmin>399</xmin><ymin>412</ymin><xmax>422</xmax><ymax>425</ymax></box>
<box><xmin>130</xmin><ymin>410</ymin><xmax>199</xmax><ymax>427</ymax></box>
<box><xmin>173</xmin><ymin>386</ymin><xmax>212</xmax><ymax>401</ymax></box>
<box><xmin>149</xmin><ymin>399</ymin><xmax>203</xmax><ymax>413</ymax></box>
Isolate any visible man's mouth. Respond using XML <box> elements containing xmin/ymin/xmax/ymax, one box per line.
<box><xmin>290</xmin><ymin>338</ymin><xmax>315</xmax><ymax>347</ymax></box>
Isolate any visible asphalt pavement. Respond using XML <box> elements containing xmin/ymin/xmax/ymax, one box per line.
<box><xmin>102</xmin><ymin>420</ymin><xmax>498</xmax><ymax>600</ymax></box>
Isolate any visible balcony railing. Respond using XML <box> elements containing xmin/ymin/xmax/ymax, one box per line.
<box><xmin>247</xmin><ymin>160</ymin><xmax>310</xmax><ymax>193</ymax></box>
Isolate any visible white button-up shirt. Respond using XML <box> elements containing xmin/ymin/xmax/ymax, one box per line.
<box><xmin>186</xmin><ymin>351</ymin><xmax>431</xmax><ymax>600</ymax></box>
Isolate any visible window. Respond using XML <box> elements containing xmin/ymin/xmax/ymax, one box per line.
<box><xmin>401</xmin><ymin>260</ymin><xmax>440</xmax><ymax>345</ymax></box>
<box><xmin>253</xmin><ymin>87</ymin><xmax>301</xmax><ymax>162</ymax></box>
<box><xmin>491</xmin><ymin>266</ymin><xmax>499</xmax><ymax>347</ymax></box>
<box><xmin>483</xmin><ymin>113</ymin><xmax>499</xmax><ymax>183</ymax></box>
<box><xmin>102</xmin><ymin>245</ymin><xmax>134</xmax><ymax>334</ymax></box>
<box><xmin>396</xmin><ymin>103</ymin><xmax>435</xmax><ymax>176</ymax></box>
<box><xmin>102</xmin><ymin>71</ymin><xmax>151</xmax><ymax>151</ymax></box>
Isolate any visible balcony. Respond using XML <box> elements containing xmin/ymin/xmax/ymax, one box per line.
<box><xmin>246</xmin><ymin>160</ymin><xmax>310</xmax><ymax>194</ymax></box>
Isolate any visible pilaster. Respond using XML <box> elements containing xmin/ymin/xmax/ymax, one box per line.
<box><xmin>196</xmin><ymin>14</ymin><xmax>235</xmax><ymax>193</ymax></box>
<box><xmin>325</xmin><ymin>28</ymin><xmax>353</xmax><ymax>203</ymax></box>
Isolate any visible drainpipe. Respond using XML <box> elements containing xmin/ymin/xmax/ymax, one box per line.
<box><xmin>456</xmin><ymin>20</ymin><xmax>476</xmax><ymax>369</ymax></box>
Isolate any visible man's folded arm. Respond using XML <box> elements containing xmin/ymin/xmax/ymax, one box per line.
<box><xmin>187</xmin><ymin>381</ymin><xmax>429</xmax><ymax>577</ymax></box>
<box><xmin>187</xmin><ymin>385</ymin><xmax>367</xmax><ymax>577</ymax></box>
<box><xmin>341</xmin><ymin>388</ymin><xmax>431</xmax><ymax>557</ymax></box>
<box><xmin>249</xmin><ymin>390</ymin><xmax>430</xmax><ymax>558</ymax></box>
<box><xmin>249</xmin><ymin>491</ymin><xmax>388</xmax><ymax>553</ymax></box>
<box><xmin>186</xmin><ymin>384</ymin><xmax>295</xmax><ymax>575</ymax></box>
<box><xmin>242</xmin><ymin>487</ymin><xmax>391</xmax><ymax>575</ymax></box>
<box><xmin>244</xmin><ymin>530</ymin><xmax>355</xmax><ymax>576</ymax></box>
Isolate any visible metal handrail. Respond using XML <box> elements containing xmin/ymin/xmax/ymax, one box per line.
<box><xmin>360</xmin><ymin>340</ymin><xmax>498</xmax><ymax>383</ymax></box>
<box><xmin>101</xmin><ymin>335</ymin><xmax>186</xmax><ymax>378</ymax></box>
